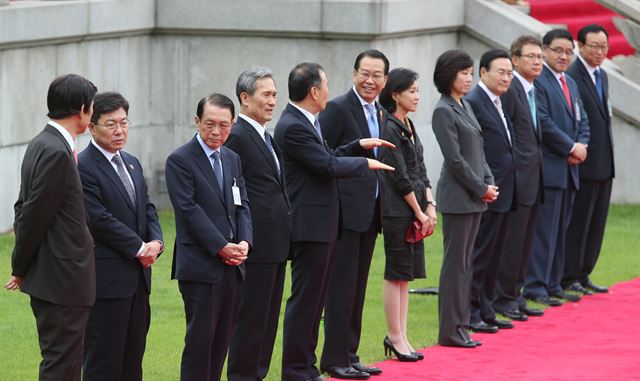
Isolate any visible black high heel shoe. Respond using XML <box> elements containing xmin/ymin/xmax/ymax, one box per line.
<box><xmin>383</xmin><ymin>336</ymin><xmax>419</xmax><ymax>362</ymax></box>
<box><xmin>412</xmin><ymin>351</ymin><xmax>424</xmax><ymax>360</ymax></box>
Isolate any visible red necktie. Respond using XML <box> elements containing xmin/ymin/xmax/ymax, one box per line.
<box><xmin>559</xmin><ymin>74</ymin><xmax>573</xmax><ymax>113</ymax></box>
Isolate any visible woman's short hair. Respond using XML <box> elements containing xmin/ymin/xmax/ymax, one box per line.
<box><xmin>433</xmin><ymin>49</ymin><xmax>474</xmax><ymax>95</ymax></box>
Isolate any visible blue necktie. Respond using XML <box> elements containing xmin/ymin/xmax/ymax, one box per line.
<box><xmin>264</xmin><ymin>130</ymin><xmax>280</xmax><ymax>175</ymax></box>
<box><xmin>211</xmin><ymin>151</ymin><xmax>223</xmax><ymax>191</ymax></box>
<box><xmin>527</xmin><ymin>88</ymin><xmax>537</xmax><ymax>130</ymax></box>
<box><xmin>594</xmin><ymin>68</ymin><xmax>604</xmax><ymax>105</ymax></box>
<box><xmin>364</xmin><ymin>104</ymin><xmax>379</xmax><ymax>157</ymax></box>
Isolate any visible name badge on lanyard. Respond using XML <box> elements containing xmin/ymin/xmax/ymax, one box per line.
<box><xmin>574</xmin><ymin>101</ymin><xmax>581</xmax><ymax>121</ymax></box>
<box><xmin>232</xmin><ymin>178</ymin><xmax>242</xmax><ymax>206</ymax></box>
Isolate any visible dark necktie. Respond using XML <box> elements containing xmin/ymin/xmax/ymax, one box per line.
<box><xmin>112</xmin><ymin>154</ymin><xmax>136</xmax><ymax>205</ymax></box>
<box><xmin>594</xmin><ymin>68</ymin><xmax>604</xmax><ymax>105</ymax></box>
<box><xmin>211</xmin><ymin>151</ymin><xmax>223</xmax><ymax>191</ymax></box>
<box><xmin>559</xmin><ymin>74</ymin><xmax>573</xmax><ymax>113</ymax></box>
<box><xmin>264</xmin><ymin>130</ymin><xmax>280</xmax><ymax>175</ymax></box>
<box><xmin>527</xmin><ymin>88</ymin><xmax>537</xmax><ymax>130</ymax></box>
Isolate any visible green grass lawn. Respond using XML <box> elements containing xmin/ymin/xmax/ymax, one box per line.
<box><xmin>1</xmin><ymin>205</ymin><xmax>638</xmax><ymax>380</ymax></box>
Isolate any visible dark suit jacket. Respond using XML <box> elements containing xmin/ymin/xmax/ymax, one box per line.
<box><xmin>224</xmin><ymin>117</ymin><xmax>292</xmax><ymax>263</ymax></box>
<box><xmin>535</xmin><ymin>65</ymin><xmax>590</xmax><ymax>190</ymax></box>
<box><xmin>274</xmin><ymin>103</ymin><xmax>369</xmax><ymax>243</ymax></box>
<box><xmin>78</xmin><ymin>143</ymin><xmax>163</xmax><ymax>299</ymax></box>
<box><xmin>567</xmin><ymin>59</ymin><xmax>614</xmax><ymax>181</ymax></box>
<box><xmin>465</xmin><ymin>85</ymin><xmax>516</xmax><ymax>213</ymax></box>
<box><xmin>12</xmin><ymin>124</ymin><xmax>95</xmax><ymax>306</ymax></box>
<box><xmin>165</xmin><ymin>136</ymin><xmax>252</xmax><ymax>283</ymax></box>
<box><xmin>501</xmin><ymin>76</ymin><xmax>544</xmax><ymax>206</ymax></box>
<box><xmin>432</xmin><ymin>95</ymin><xmax>494</xmax><ymax>214</ymax></box>
<box><xmin>319</xmin><ymin>89</ymin><xmax>386</xmax><ymax>232</ymax></box>
<box><xmin>379</xmin><ymin>114</ymin><xmax>430</xmax><ymax>218</ymax></box>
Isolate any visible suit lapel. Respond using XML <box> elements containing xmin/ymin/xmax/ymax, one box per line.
<box><xmin>576</xmin><ymin>60</ymin><xmax>607</xmax><ymax>118</ymax></box>
<box><xmin>239</xmin><ymin>119</ymin><xmax>281</xmax><ymax>180</ymax></box>
<box><xmin>476</xmin><ymin>87</ymin><xmax>511</xmax><ymax>147</ymax></box>
<box><xmin>348</xmin><ymin>90</ymin><xmax>373</xmax><ymax>138</ymax></box>
<box><xmin>542</xmin><ymin>66</ymin><xmax>573</xmax><ymax>119</ymax></box>
<box><xmin>120</xmin><ymin>152</ymin><xmax>144</xmax><ymax>215</ymax></box>
<box><xmin>446</xmin><ymin>96</ymin><xmax>481</xmax><ymax>131</ymax></box>
<box><xmin>45</xmin><ymin>124</ymin><xmax>74</xmax><ymax>159</ymax></box>
<box><xmin>89</xmin><ymin>144</ymin><xmax>136</xmax><ymax>212</ymax></box>
<box><xmin>513</xmin><ymin>79</ymin><xmax>539</xmax><ymax>142</ymax></box>
<box><xmin>190</xmin><ymin>138</ymin><xmax>225</xmax><ymax>204</ymax></box>
<box><xmin>287</xmin><ymin>103</ymin><xmax>323</xmax><ymax>145</ymax></box>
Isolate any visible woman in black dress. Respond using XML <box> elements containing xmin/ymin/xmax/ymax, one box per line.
<box><xmin>379</xmin><ymin>68</ymin><xmax>436</xmax><ymax>361</ymax></box>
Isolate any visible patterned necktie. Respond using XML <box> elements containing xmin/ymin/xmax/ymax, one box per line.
<box><xmin>594</xmin><ymin>68</ymin><xmax>604</xmax><ymax>105</ymax></box>
<box><xmin>494</xmin><ymin>97</ymin><xmax>512</xmax><ymax>145</ymax></box>
<box><xmin>211</xmin><ymin>151</ymin><xmax>223</xmax><ymax>191</ymax></box>
<box><xmin>112</xmin><ymin>154</ymin><xmax>136</xmax><ymax>205</ymax></box>
<box><xmin>364</xmin><ymin>103</ymin><xmax>379</xmax><ymax>157</ymax></box>
<box><xmin>527</xmin><ymin>88</ymin><xmax>538</xmax><ymax>130</ymax></box>
<box><xmin>313</xmin><ymin>118</ymin><xmax>323</xmax><ymax>141</ymax></box>
<box><xmin>264</xmin><ymin>130</ymin><xmax>280</xmax><ymax>175</ymax></box>
<box><xmin>559</xmin><ymin>74</ymin><xmax>573</xmax><ymax>112</ymax></box>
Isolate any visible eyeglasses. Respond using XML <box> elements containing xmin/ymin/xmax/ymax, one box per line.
<box><xmin>520</xmin><ymin>53</ymin><xmax>544</xmax><ymax>61</ymax></box>
<box><xmin>356</xmin><ymin>70</ymin><xmax>385</xmax><ymax>82</ymax></box>
<box><xmin>584</xmin><ymin>43</ymin><xmax>609</xmax><ymax>52</ymax></box>
<box><xmin>546</xmin><ymin>46</ymin><xmax>574</xmax><ymax>57</ymax></box>
<box><xmin>95</xmin><ymin>119</ymin><xmax>131</xmax><ymax>130</ymax></box>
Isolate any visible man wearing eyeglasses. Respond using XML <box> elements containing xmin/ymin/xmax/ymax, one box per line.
<box><xmin>562</xmin><ymin>24</ymin><xmax>614</xmax><ymax>295</ymax></box>
<box><xmin>78</xmin><ymin>92</ymin><xmax>164</xmax><ymax>381</ymax></box>
<box><xmin>494</xmin><ymin>35</ymin><xmax>546</xmax><ymax>321</ymax></box>
<box><xmin>523</xmin><ymin>29</ymin><xmax>590</xmax><ymax>307</ymax></box>
<box><xmin>318</xmin><ymin>49</ymin><xmax>389</xmax><ymax>380</ymax></box>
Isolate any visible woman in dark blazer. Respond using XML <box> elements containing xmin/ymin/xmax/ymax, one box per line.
<box><xmin>379</xmin><ymin>68</ymin><xmax>436</xmax><ymax>361</ymax></box>
<box><xmin>431</xmin><ymin>50</ymin><xmax>498</xmax><ymax>348</ymax></box>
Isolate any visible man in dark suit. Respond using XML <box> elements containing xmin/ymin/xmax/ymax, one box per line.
<box><xmin>226</xmin><ymin>68</ymin><xmax>292</xmax><ymax>381</ymax></box>
<box><xmin>524</xmin><ymin>29</ymin><xmax>590</xmax><ymax>306</ymax></box>
<box><xmin>165</xmin><ymin>93</ymin><xmax>252</xmax><ymax>381</ymax></box>
<box><xmin>275</xmin><ymin>62</ymin><xmax>394</xmax><ymax>381</ymax></box>
<box><xmin>465</xmin><ymin>49</ymin><xmax>516</xmax><ymax>333</ymax></box>
<box><xmin>495</xmin><ymin>35</ymin><xmax>546</xmax><ymax>320</ymax></box>
<box><xmin>319</xmin><ymin>49</ymin><xmax>388</xmax><ymax>380</ymax></box>
<box><xmin>563</xmin><ymin>24</ymin><xmax>614</xmax><ymax>295</ymax></box>
<box><xmin>5</xmin><ymin>74</ymin><xmax>97</xmax><ymax>381</ymax></box>
<box><xmin>79</xmin><ymin>92</ymin><xmax>164</xmax><ymax>381</ymax></box>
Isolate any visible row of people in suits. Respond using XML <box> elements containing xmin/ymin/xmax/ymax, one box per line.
<box><xmin>433</xmin><ymin>25</ymin><xmax>614</xmax><ymax>348</ymax></box>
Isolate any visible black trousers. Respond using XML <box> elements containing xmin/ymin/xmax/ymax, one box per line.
<box><xmin>30</xmin><ymin>296</ymin><xmax>91</xmax><ymax>381</ymax></box>
<box><xmin>228</xmin><ymin>261</ymin><xmax>286</xmax><ymax>381</ymax></box>
<box><xmin>178</xmin><ymin>267</ymin><xmax>241</xmax><ymax>381</ymax></box>
<box><xmin>83</xmin><ymin>275</ymin><xmax>150</xmax><ymax>381</ymax></box>
<box><xmin>438</xmin><ymin>212</ymin><xmax>481</xmax><ymax>346</ymax></box>
<box><xmin>470</xmin><ymin>210</ymin><xmax>510</xmax><ymax>323</ymax></box>
<box><xmin>321</xmin><ymin>205</ymin><xmax>379</xmax><ymax>369</ymax></box>
<box><xmin>494</xmin><ymin>202</ymin><xmax>539</xmax><ymax>312</ymax></box>
<box><xmin>282</xmin><ymin>240</ymin><xmax>336</xmax><ymax>381</ymax></box>
<box><xmin>563</xmin><ymin>179</ymin><xmax>612</xmax><ymax>287</ymax></box>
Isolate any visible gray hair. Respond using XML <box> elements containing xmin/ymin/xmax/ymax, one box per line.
<box><xmin>236</xmin><ymin>67</ymin><xmax>273</xmax><ymax>103</ymax></box>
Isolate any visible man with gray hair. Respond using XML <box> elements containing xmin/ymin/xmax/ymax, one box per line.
<box><xmin>225</xmin><ymin>67</ymin><xmax>293</xmax><ymax>381</ymax></box>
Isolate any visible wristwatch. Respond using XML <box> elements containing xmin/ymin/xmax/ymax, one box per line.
<box><xmin>427</xmin><ymin>200</ymin><xmax>437</xmax><ymax>207</ymax></box>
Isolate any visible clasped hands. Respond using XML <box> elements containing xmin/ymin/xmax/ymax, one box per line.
<box><xmin>482</xmin><ymin>185</ymin><xmax>499</xmax><ymax>203</ymax></box>
<box><xmin>219</xmin><ymin>241</ymin><xmax>249</xmax><ymax>266</ymax></box>
<box><xmin>415</xmin><ymin>204</ymin><xmax>437</xmax><ymax>236</ymax></box>
<box><xmin>568</xmin><ymin>143</ymin><xmax>587</xmax><ymax>166</ymax></box>
<box><xmin>359</xmin><ymin>138</ymin><xmax>396</xmax><ymax>171</ymax></box>
<box><xmin>138</xmin><ymin>240</ymin><xmax>163</xmax><ymax>268</ymax></box>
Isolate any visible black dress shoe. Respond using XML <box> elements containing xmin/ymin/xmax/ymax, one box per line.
<box><xmin>500</xmin><ymin>308</ymin><xmax>528</xmax><ymax>321</ymax></box>
<box><xmin>439</xmin><ymin>339</ymin><xmax>477</xmax><ymax>348</ymax></box>
<box><xmin>582</xmin><ymin>279</ymin><xmax>609</xmax><ymax>293</ymax></box>
<box><xmin>551</xmin><ymin>291</ymin><xmax>581</xmax><ymax>302</ymax></box>
<box><xmin>565</xmin><ymin>282</ymin><xmax>593</xmax><ymax>295</ymax></box>
<box><xmin>468</xmin><ymin>321</ymin><xmax>498</xmax><ymax>333</ymax></box>
<box><xmin>520</xmin><ymin>306</ymin><xmax>544</xmax><ymax>316</ymax></box>
<box><xmin>530</xmin><ymin>296</ymin><xmax>563</xmax><ymax>307</ymax></box>
<box><xmin>323</xmin><ymin>366</ymin><xmax>369</xmax><ymax>380</ymax></box>
<box><xmin>352</xmin><ymin>363</ymin><xmax>382</xmax><ymax>376</ymax></box>
<box><xmin>306</xmin><ymin>377</ymin><xmax>325</xmax><ymax>381</ymax></box>
<box><xmin>485</xmin><ymin>318</ymin><xmax>513</xmax><ymax>329</ymax></box>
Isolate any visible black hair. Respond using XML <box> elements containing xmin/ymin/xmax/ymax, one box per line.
<box><xmin>196</xmin><ymin>93</ymin><xmax>235</xmax><ymax>120</ymax></box>
<box><xmin>354</xmin><ymin>49</ymin><xmax>390</xmax><ymax>75</ymax></box>
<box><xmin>288</xmin><ymin>62</ymin><xmax>324</xmax><ymax>102</ymax></box>
<box><xmin>90</xmin><ymin>92</ymin><xmax>129</xmax><ymax>124</ymax></box>
<box><xmin>46</xmin><ymin>74</ymin><xmax>97</xmax><ymax>119</ymax></box>
<box><xmin>433</xmin><ymin>49</ymin><xmax>474</xmax><ymax>95</ymax></box>
<box><xmin>479</xmin><ymin>49</ymin><xmax>511</xmax><ymax>72</ymax></box>
<box><xmin>542</xmin><ymin>28</ymin><xmax>574</xmax><ymax>47</ymax></box>
<box><xmin>577</xmin><ymin>24</ymin><xmax>609</xmax><ymax>44</ymax></box>
<box><xmin>379</xmin><ymin>68</ymin><xmax>419</xmax><ymax>113</ymax></box>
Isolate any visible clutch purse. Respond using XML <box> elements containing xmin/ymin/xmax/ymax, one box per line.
<box><xmin>405</xmin><ymin>220</ymin><xmax>433</xmax><ymax>243</ymax></box>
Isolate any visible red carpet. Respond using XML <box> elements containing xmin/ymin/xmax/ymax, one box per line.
<box><xmin>528</xmin><ymin>0</ymin><xmax>635</xmax><ymax>58</ymax></box>
<box><xmin>329</xmin><ymin>278</ymin><xmax>640</xmax><ymax>381</ymax></box>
